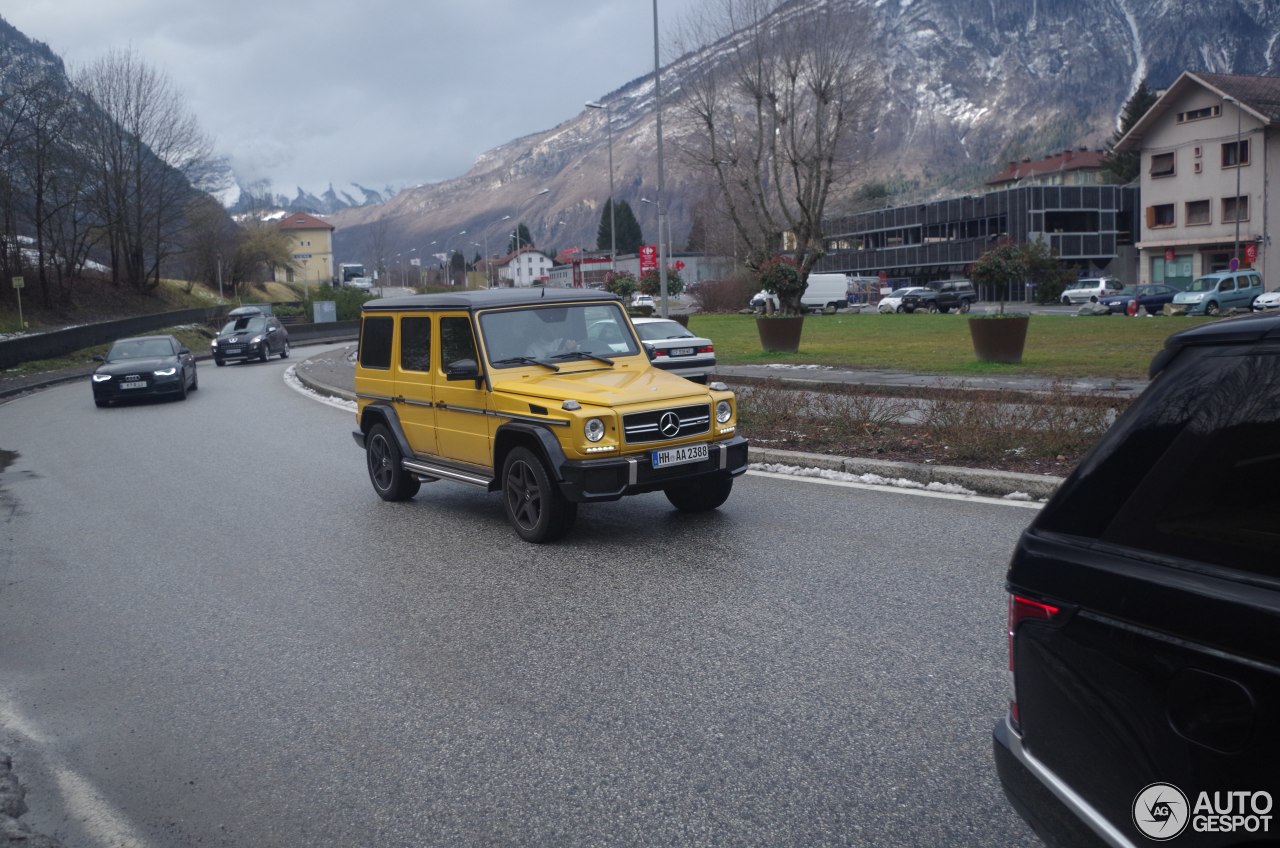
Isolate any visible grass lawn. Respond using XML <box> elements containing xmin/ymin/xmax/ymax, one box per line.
<box><xmin>686</xmin><ymin>312</ymin><xmax>1216</xmax><ymax>379</ymax></box>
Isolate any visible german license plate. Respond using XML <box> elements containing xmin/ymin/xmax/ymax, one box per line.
<box><xmin>652</xmin><ymin>442</ymin><xmax>708</xmax><ymax>469</ymax></box>
<box><xmin>223</xmin><ymin>347</ymin><xmax>242</xmax><ymax>355</ymax></box>
<box><xmin>669</xmin><ymin>347</ymin><xmax>695</xmax><ymax>357</ymax></box>
<box><xmin>120</xmin><ymin>381</ymin><xmax>146</xmax><ymax>389</ymax></box>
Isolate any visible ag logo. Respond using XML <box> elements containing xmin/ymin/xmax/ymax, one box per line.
<box><xmin>1134</xmin><ymin>783</ymin><xmax>1190</xmax><ymax>840</ymax></box>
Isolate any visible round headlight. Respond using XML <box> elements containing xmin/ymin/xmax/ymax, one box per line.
<box><xmin>584</xmin><ymin>417</ymin><xmax>605</xmax><ymax>442</ymax></box>
<box><xmin>716</xmin><ymin>400</ymin><xmax>732</xmax><ymax>423</ymax></box>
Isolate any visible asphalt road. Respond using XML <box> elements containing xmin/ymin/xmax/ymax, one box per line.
<box><xmin>0</xmin><ymin>353</ymin><xmax>1038</xmax><ymax>847</ymax></box>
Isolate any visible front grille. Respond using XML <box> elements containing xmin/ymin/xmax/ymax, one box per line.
<box><xmin>623</xmin><ymin>404</ymin><xmax>710</xmax><ymax>444</ymax></box>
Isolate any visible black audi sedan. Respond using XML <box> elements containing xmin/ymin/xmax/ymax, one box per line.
<box><xmin>994</xmin><ymin>312</ymin><xmax>1280</xmax><ymax>847</ymax></box>
<box><xmin>211</xmin><ymin>306</ymin><xmax>290</xmax><ymax>365</ymax></box>
<box><xmin>91</xmin><ymin>334</ymin><xmax>197</xmax><ymax>407</ymax></box>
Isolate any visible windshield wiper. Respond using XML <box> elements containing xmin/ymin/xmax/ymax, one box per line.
<box><xmin>490</xmin><ymin>356</ymin><xmax>559</xmax><ymax>371</ymax></box>
<box><xmin>551</xmin><ymin>351</ymin><xmax>615</xmax><ymax>365</ymax></box>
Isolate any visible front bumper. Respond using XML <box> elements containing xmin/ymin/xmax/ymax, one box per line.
<box><xmin>213</xmin><ymin>341</ymin><xmax>266</xmax><ymax>361</ymax></box>
<box><xmin>92</xmin><ymin>373</ymin><xmax>184</xmax><ymax>401</ymax></box>
<box><xmin>557</xmin><ymin>435</ymin><xmax>748</xmax><ymax>502</ymax></box>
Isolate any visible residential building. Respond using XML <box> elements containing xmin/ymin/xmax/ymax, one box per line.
<box><xmin>985</xmin><ymin>147</ymin><xmax>1111</xmax><ymax>188</ymax></box>
<box><xmin>496</xmin><ymin>247</ymin><xmax>555</xmax><ymax>286</ymax></box>
<box><xmin>274</xmin><ymin>212</ymin><xmax>335</xmax><ymax>286</ymax></box>
<box><xmin>1115</xmin><ymin>71</ymin><xmax>1279</xmax><ymax>288</ymax></box>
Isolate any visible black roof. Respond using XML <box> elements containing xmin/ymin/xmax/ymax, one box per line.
<box><xmin>1150</xmin><ymin>312</ymin><xmax>1280</xmax><ymax>377</ymax></box>
<box><xmin>362</xmin><ymin>288</ymin><xmax>622</xmax><ymax>313</ymax></box>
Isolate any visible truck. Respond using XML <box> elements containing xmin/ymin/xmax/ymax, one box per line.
<box><xmin>750</xmin><ymin>273</ymin><xmax>852</xmax><ymax>314</ymax></box>
<box><xmin>338</xmin><ymin>263</ymin><xmax>367</xmax><ymax>286</ymax></box>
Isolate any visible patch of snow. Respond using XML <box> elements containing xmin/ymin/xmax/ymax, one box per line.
<box><xmin>750</xmin><ymin>461</ymin><xmax>978</xmax><ymax>496</ymax></box>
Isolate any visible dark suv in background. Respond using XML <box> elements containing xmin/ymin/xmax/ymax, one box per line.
<box><xmin>994</xmin><ymin>313</ymin><xmax>1280</xmax><ymax>847</ymax></box>
<box><xmin>900</xmin><ymin>279</ymin><xmax>977</xmax><ymax>313</ymax></box>
<box><xmin>211</xmin><ymin>306</ymin><xmax>290</xmax><ymax>365</ymax></box>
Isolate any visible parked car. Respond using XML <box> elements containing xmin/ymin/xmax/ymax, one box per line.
<box><xmin>211</xmin><ymin>306</ymin><xmax>291</xmax><ymax>365</ymax></box>
<box><xmin>631</xmin><ymin>294</ymin><xmax>656</xmax><ymax>310</ymax></box>
<box><xmin>994</xmin><ymin>311</ymin><xmax>1280</xmax><ymax>847</ymax></box>
<box><xmin>91</xmin><ymin>334</ymin><xmax>197</xmax><ymax>407</ymax></box>
<box><xmin>877</xmin><ymin>287</ymin><xmax>930</xmax><ymax>314</ymax></box>
<box><xmin>629</xmin><ymin>317</ymin><xmax>715</xmax><ymax>383</ymax></box>
<box><xmin>1172</xmin><ymin>269</ymin><xmax>1264</xmax><ymax>316</ymax></box>
<box><xmin>1252</xmin><ymin>285</ymin><xmax>1280</xmax><ymax>311</ymax></box>
<box><xmin>900</xmin><ymin>280</ymin><xmax>978</xmax><ymax>314</ymax></box>
<box><xmin>1060</xmin><ymin>277</ymin><xmax>1124</xmax><ymax>304</ymax></box>
<box><xmin>1096</xmin><ymin>283</ymin><xmax>1179</xmax><ymax>315</ymax></box>
<box><xmin>352</xmin><ymin>289</ymin><xmax>747</xmax><ymax>542</ymax></box>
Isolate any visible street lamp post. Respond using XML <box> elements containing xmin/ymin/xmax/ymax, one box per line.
<box><xmin>1223</xmin><ymin>95</ymin><xmax>1243</xmax><ymax>267</ymax></box>
<box><xmin>443</xmin><ymin>229</ymin><xmax>467</xmax><ymax>286</ymax></box>
<box><xmin>585</xmin><ymin>101</ymin><xmax>617</xmax><ymax>272</ymax></box>
<box><xmin>652</xmin><ymin>0</ymin><xmax>669</xmax><ymax>317</ymax></box>
<box><xmin>512</xmin><ymin>189</ymin><xmax>549</xmax><ymax>287</ymax></box>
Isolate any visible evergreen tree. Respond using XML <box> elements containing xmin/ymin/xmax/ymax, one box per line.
<box><xmin>597</xmin><ymin>199</ymin><xmax>644</xmax><ymax>255</ymax></box>
<box><xmin>507</xmin><ymin>223</ymin><xmax>533</xmax><ymax>254</ymax></box>
<box><xmin>1101</xmin><ymin>81</ymin><xmax>1158</xmax><ymax>184</ymax></box>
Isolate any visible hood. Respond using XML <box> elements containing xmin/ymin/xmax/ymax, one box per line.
<box><xmin>492</xmin><ymin>363</ymin><xmax>707</xmax><ymax>408</ymax></box>
<box><xmin>96</xmin><ymin>357</ymin><xmax>175</xmax><ymax>375</ymax></box>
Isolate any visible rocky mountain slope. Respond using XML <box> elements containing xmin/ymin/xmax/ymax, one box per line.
<box><xmin>328</xmin><ymin>0</ymin><xmax>1280</xmax><ymax>270</ymax></box>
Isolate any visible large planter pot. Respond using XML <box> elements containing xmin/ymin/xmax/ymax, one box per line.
<box><xmin>968</xmin><ymin>315</ymin><xmax>1030</xmax><ymax>364</ymax></box>
<box><xmin>756</xmin><ymin>315</ymin><xmax>805</xmax><ymax>353</ymax></box>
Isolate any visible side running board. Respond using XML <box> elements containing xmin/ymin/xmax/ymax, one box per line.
<box><xmin>402</xmin><ymin>459</ymin><xmax>491</xmax><ymax>488</ymax></box>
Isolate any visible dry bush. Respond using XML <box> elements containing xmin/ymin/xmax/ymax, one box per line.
<box><xmin>692</xmin><ymin>277</ymin><xmax>757</xmax><ymax>313</ymax></box>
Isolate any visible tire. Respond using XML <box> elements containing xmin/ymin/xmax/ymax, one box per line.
<box><xmin>178</xmin><ymin>374</ymin><xmax>188</xmax><ymax>400</ymax></box>
<box><xmin>365</xmin><ymin>424</ymin><xmax>420</xmax><ymax>501</ymax></box>
<box><xmin>190</xmin><ymin>367</ymin><xmax>198</xmax><ymax>391</ymax></box>
<box><xmin>959</xmin><ymin>300</ymin><xmax>972</xmax><ymax>314</ymax></box>
<box><xmin>502</xmin><ymin>446</ymin><xmax>576</xmax><ymax>543</ymax></box>
<box><xmin>822</xmin><ymin>303</ymin><xmax>838</xmax><ymax>315</ymax></box>
<box><xmin>215</xmin><ymin>357</ymin><xmax>225</xmax><ymax>367</ymax></box>
<box><xmin>1061</xmin><ymin>296</ymin><xmax>1071</xmax><ymax>305</ymax></box>
<box><xmin>895</xmin><ymin>305</ymin><xmax>905</xmax><ymax>314</ymax></box>
<box><xmin>279</xmin><ymin>341</ymin><xmax>290</xmax><ymax>359</ymax></box>
<box><xmin>927</xmin><ymin>302</ymin><xmax>940</xmax><ymax>314</ymax></box>
<box><xmin>1205</xmin><ymin>300</ymin><xmax>1221</xmax><ymax>316</ymax></box>
<box><xmin>259</xmin><ymin>343</ymin><xmax>270</xmax><ymax>363</ymax></box>
<box><xmin>938</xmin><ymin>306</ymin><xmax>951</xmax><ymax>314</ymax></box>
<box><xmin>665</xmin><ymin>476</ymin><xmax>733</xmax><ymax>513</ymax></box>
<box><xmin>1089</xmin><ymin>295</ymin><xmax>1098</xmax><ymax>303</ymax></box>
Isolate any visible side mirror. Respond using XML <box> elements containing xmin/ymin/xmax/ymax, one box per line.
<box><xmin>179</xmin><ymin>347</ymin><xmax>191</xmax><ymax>356</ymax></box>
<box><xmin>445</xmin><ymin>359</ymin><xmax>481</xmax><ymax>381</ymax></box>
<box><xmin>92</xmin><ymin>354</ymin><xmax>106</xmax><ymax>362</ymax></box>
<box><xmin>642</xmin><ymin>343</ymin><xmax>656</xmax><ymax>361</ymax></box>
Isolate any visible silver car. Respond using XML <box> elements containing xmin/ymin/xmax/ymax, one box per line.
<box><xmin>628</xmin><ymin>317</ymin><xmax>715</xmax><ymax>383</ymax></box>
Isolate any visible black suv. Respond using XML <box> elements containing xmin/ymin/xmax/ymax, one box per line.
<box><xmin>901</xmin><ymin>280</ymin><xmax>977</xmax><ymax>313</ymax></box>
<box><xmin>994</xmin><ymin>313</ymin><xmax>1280</xmax><ymax>847</ymax></box>
<box><xmin>211</xmin><ymin>306</ymin><xmax>290</xmax><ymax>365</ymax></box>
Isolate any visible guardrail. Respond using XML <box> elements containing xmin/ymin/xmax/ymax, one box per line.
<box><xmin>0</xmin><ymin>307</ymin><xmax>359</xmax><ymax>369</ymax></box>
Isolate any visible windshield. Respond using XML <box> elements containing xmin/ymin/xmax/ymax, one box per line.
<box><xmin>106</xmin><ymin>338</ymin><xmax>174</xmax><ymax>361</ymax></box>
<box><xmin>634</xmin><ymin>320</ymin><xmax>695</xmax><ymax>341</ymax></box>
<box><xmin>480</xmin><ymin>303</ymin><xmax>639</xmax><ymax>367</ymax></box>
<box><xmin>887</xmin><ymin>288</ymin><xmax>913</xmax><ymax>298</ymax></box>
<box><xmin>1187</xmin><ymin>276</ymin><xmax>1219</xmax><ymax>293</ymax></box>
<box><xmin>220</xmin><ymin>316</ymin><xmax>265</xmax><ymax>334</ymax></box>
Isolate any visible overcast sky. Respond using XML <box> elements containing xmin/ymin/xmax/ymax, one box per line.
<box><xmin>4</xmin><ymin>0</ymin><xmax>702</xmax><ymax>199</ymax></box>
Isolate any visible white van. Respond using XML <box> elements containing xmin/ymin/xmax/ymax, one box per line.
<box><xmin>750</xmin><ymin>273</ymin><xmax>850</xmax><ymax>314</ymax></box>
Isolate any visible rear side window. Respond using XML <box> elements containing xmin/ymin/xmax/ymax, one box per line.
<box><xmin>360</xmin><ymin>316</ymin><xmax>393</xmax><ymax>369</ymax></box>
<box><xmin>1038</xmin><ymin>348</ymin><xmax>1280</xmax><ymax>578</ymax></box>
<box><xmin>400</xmin><ymin>317</ymin><xmax>431</xmax><ymax>372</ymax></box>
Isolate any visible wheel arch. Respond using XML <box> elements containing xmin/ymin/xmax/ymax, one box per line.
<box><xmin>492</xmin><ymin>423</ymin><xmax>569</xmax><ymax>492</ymax></box>
<box><xmin>358</xmin><ymin>402</ymin><xmax>414</xmax><ymax>459</ymax></box>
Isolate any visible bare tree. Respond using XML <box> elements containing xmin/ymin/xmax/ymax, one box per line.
<box><xmin>676</xmin><ymin>0</ymin><xmax>878</xmax><ymax>313</ymax></box>
<box><xmin>75</xmin><ymin>48</ymin><xmax>213</xmax><ymax>292</ymax></box>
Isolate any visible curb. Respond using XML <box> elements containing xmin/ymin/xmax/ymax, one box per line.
<box><xmin>291</xmin><ymin>354</ymin><xmax>1064</xmax><ymax>500</ymax></box>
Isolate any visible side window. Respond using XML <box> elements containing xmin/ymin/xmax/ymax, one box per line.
<box><xmin>400</xmin><ymin>316</ymin><xmax>431</xmax><ymax>372</ymax></box>
<box><xmin>1220</xmin><ymin>278</ymin><xmax>1236</xmax><ymax>292</ymax></box>
<box><xmin>440</xmin><ymin>316</ymin><xmax>478</xmax><ymax>371</ymax></box>
<box><xmin>1039</xmin><ymin>349</ymin><xmax>1280</xmax><ymax>577</ymax></box>
<box><xmin>359</xmin><ymin>316</ymin><xmax>394</xmax><ymax>369</ymax></box>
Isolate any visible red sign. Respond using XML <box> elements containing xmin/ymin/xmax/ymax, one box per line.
<box><xmin>639</xmin><ymin>245</ymin><xmax>658</xmax><ymax>272</ymax></box>
<box><xmin>674</xmin><ymin>260</ymin><xmax>685</xmax><ymax>271</ymax></box>
<box><xmin>1165</xmin><ymin>248</ymin><xmax>1176</xmax><ymax>261</ymax></box>
<box><xmin>1246</xmin><ymin>243</ymin><xmax>1258</xmax><ymax>264</ymax></box>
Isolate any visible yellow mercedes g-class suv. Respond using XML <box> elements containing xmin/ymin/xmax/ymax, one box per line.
<box><xmin>352</xmin><ymin>289</ymin><xmax>748</xmax><ymax>542</ymax></box>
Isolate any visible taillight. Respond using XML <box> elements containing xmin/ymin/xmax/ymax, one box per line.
<box><xmin>1007</xmin><ymin>593</ymin><xmax>1060</xmax><ymax>733</ymax></box>
<box><xmin>698</xmin><ymin>344</ymin><xmax>713</xmax><ymax>353</ymax></box>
